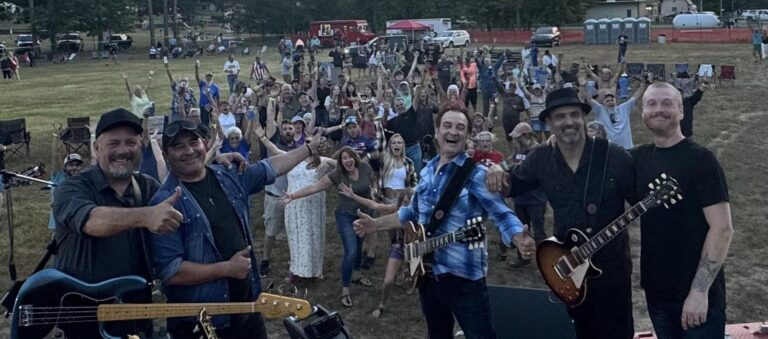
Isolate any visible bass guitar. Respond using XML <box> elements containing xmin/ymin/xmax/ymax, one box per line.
<box><xmin>536</xmin><ymin>173</ymin><xmax>681</xmax><ymax>307</ymax></box>
<box><xmin>10</xmin><ymin>268</ymin><xmax>313</xmax><ymax>339</ymax></box>
<box><xmin>403</xmin><ymin>217</ymin><xmax>485</xmax><ymax>288</ymax></box>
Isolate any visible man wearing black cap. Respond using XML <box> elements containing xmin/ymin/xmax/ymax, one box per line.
<box><xmin>149</xmin><ymin>120</ymin><xmax>321</xmax><ymax>338</ymax></box>
<box><xmin>52</xmin><ymin>108</ymin><xmax>185</xmax><ymax>338</ymax></box>
<box><xmin>486</xmin><ymin>88</ymin><xmax>636</xmax><ymax>339</ymax></box>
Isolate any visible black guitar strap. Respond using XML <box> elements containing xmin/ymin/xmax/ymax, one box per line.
<box><xmin>582</xmin><ymin>137</ymin><xmax>611</xmax><ymax>230</ymax></box>
<box><xmin>425</xmin><ymin>158</ymin><xmax>477</xmax><ymax>236</ymax></box>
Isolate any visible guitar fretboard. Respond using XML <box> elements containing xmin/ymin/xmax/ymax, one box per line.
<box><xmin>574</xmin><ymin>201</ymin><xmax>649</xmax><ymax>262</ymax></box>
<box><xmin>414</xmin><ymin>232</ymin><xmax>463</xmax><ymax>257</ymax></box>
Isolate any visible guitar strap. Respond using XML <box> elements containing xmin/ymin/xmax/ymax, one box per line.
<box><xmin>131</xmin><ymin>175</ymin><xmax>156</xmax><ymax>283</ymax></box>
<box><xmin>582</xmin><ymin>137</ymin><xmax>611</xmax><ymax>230</ymax></box>
<box><xmin>425</xmin><ymin>158</ymin><xmax>477</xmax><ymax>236</ymax></box>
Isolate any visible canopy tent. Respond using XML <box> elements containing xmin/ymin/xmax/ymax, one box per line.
<box><xmin>386</xmin><ymin>20</ymin><xmax>431</xmax><ymax>41</ymax></box>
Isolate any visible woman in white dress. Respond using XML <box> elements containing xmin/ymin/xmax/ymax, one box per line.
<box><xmin>284</xmin><ymin>144</ymin><xmax>335</xmax><ymax>283</ymax></box>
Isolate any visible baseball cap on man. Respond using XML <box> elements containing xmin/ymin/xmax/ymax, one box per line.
<box><xmin>95</xmin><ymin>108</ymin><xmax>143</xmax><ymax>138</ymax></box>
<box><xmin>344</xmin><ymin>115</ymin><xmax>358</xmax><ymax>126</ymax></box>
<box><xmin>162</xmin><ymin>120</ymin><xmax>210</xmax><ymax>149</ymax></box>
<box><xmin>63</xmin><ymin>153</ymin><xmax>83</xmax><ymax>166</ymax></box>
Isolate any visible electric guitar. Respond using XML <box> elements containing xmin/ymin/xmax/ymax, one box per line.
<box><xmin>403</xmin><ymin>217</ymin><xmax>485</xmax><ymax>288</ymax></box>
<box><xmin>10</xmin><ymin>268</ymin><xmax>313</xmax><ymax>339</ymax></box>
<box><xmin>194</xmin><ymin>308</ymin><xmax>218</xmax><ymax>339</ymax></box>
<box><xmin>536</xmin><ymin>173</ymin><xmax>681</xmax><ymax>306</ymax></box>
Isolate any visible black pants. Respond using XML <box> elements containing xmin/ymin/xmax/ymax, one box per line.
<box><xmin>567</xmin><ymin>276</ymin><xmax>634</xmax><ymax>339</ymax></box>
<box><xmin>419</xmin><ymin>275</ymin><xmax>497</xmax><ymax>339</ymax></box>
<box><xmin>169</xmin><ymin>313</ymin><xmax>267</xmax><ymax>339</ymax></box>
<box><xmin>465</xmin><ymin>88</ymin><xmax>478</xmax><ymax>111</ymax></box>
<box><xmin>2</xmin><ymin>70</ymin><xmax>10</xmax><ymax>79</ymax></box>
<box><xmin>514</xmin><ymin>203</ymin><xmax>547</xmax><ymax>242</ymax></box>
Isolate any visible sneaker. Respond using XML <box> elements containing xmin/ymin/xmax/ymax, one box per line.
<box><xmin>259</xmin><ymin>260</ymin><xmax>270</xmax><ymax>278</ymax></box>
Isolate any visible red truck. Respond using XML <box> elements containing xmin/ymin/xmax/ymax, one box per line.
<box><xmin>296</xmin><ymin>20</ymin><xmax>376</xmax><ymax>48</ymax></box>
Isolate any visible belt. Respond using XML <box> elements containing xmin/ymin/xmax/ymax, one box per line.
<box><xmin>265</xmin><ymin>191</ymin><xmax>280</xmax><ymax>198</ymax></box>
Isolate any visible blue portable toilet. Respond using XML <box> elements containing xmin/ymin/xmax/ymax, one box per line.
<box><xmin>584</xmin><ymin>19</ymin><xmax>598</xmax><ymax>44</ymax></box>
<box><xmin>636</xmin><ymin>17</ymin><xmax>651</xmax><ymax>43</ymax></box>
<box><xmin>622</xmin><ymin>17</ymin><xmax>637</xmax><ymax>42</ymax></box>
<box><xmin>609</xmin><ymin>18</ymin><xmax>623</xmax><ymax>42</ymax></box>
<box><xmin>597</xmin><ymin>18</ymin><xmax>610</xmax><ymax>44</ymax></box>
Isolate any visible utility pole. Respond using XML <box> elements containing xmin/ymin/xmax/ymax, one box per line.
<box><xmin>172</xmin><ymin>0</ymin><xmax>178</xmax><ymax>39</ymax></box>
<box><xmin>148</xmin><ymin>0</ymin><xmax>156</xmax><ymax>47</ymax></box>
<box><xmin>29</xmin><ymin>0</ymin><xmax>35</xmax><ymax>52</ymax></box>
<box><xmin>163</xmin><ymin>0</ymin><xmax>169</xmax><ymax>45</ymax></box>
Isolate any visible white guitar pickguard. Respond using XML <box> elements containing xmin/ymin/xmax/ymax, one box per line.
<box><xmin>569</xmin><ymin>261</ymin><xmax>590</xmax><ymax>289</ymax></box>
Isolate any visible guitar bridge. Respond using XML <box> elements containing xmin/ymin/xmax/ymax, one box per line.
<box><xmin>18</xmin><ymin>304</ymin><xmax>32</xmax><ymax>327</ymax></box>
<box><xmin>554</xmin><ymin>257</ymin><xmax>574</xmax><ymax>280</ymax></box>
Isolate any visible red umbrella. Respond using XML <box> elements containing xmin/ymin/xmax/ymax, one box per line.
<box><xmin>387</xmin><ymin>20</ymin><xmax>431</xmax><ymax>43</ymax></box>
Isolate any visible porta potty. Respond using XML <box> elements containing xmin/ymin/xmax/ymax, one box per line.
<box><xmin>609</xmin><ymin>18</ymin><xmax>624</xmax><ymax>42</ymax></box>
<box><xmin>622</xmin><ymin>17</ymin><xmax>637</xmax><ymax>42</ymax></box>
<box><xmin>636</xmin><ymin>17</ymin><xmax>651</xmax><ymax>43</ymax></box>
<box><xmin>584</xmin><ymin>19</ymin><xmax>598</xmax><ymax>44</ymax></box>
<box><xmin>597</xmin><ymin>18</ymin><xmax>610</xmax><ymax>44</ymax></box>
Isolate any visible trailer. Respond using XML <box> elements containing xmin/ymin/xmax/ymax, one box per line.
<box><xmin>385</xmin><ymin>18</ymin><xmax>452</xmax><ymax>36</ymax></box>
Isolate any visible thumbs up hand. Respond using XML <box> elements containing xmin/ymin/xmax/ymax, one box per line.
<box><xmin>147</xmin><ymin>187</ymin><xmax>184</xmax><ymax>235</ymax></box>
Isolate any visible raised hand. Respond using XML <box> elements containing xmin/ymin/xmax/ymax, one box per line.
<box><xmin>146</xmin><ymin>187</ymin><xmax>183</xmax><ymax>235</ymax></box>
<box><xmin>226</xmin><ymin>246</ymin><xmax>252</xmax><ymax>279</ymax></box>
<box><xmin>338</xmin><ymin>183</ymin><xmax>354</xmax><ymax>198</ymax></box>
<box><xmin>353</xmin><ymin>209</ymin><xmax>376</xmax><ymax>237</ymax></box>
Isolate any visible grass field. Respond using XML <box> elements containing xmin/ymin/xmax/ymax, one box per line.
<box><xmin>0</xmin><ymin>42</ymin><xmax>766</xmax><ymax>338</ymax></box>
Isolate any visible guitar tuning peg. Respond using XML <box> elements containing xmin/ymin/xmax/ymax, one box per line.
<box><xmin>276</xmin><ymin>284</ymin><xmax>286</xmax><ymax>296</ymax></box>
<box><xmin>654</xmin><ymin>178</ymin><xmax>661</xmax><ymax>185</ymax></box>
<box><xmin>266</xmin><ymin>281</ymin><xmax>274</xmax><ymax>292</ymax></box>
<box><xmin>290</xmin><ymin>285</ymin><xmax>298</xmax><ymax>296</ymax></box>
<box><xmin>663</xmin><ymin>203</ymin><xmax>669</xmax><ymax>209</ymax></box>
<box><xmin>677</xmin><ymin>194</ymin><xmax>683</xmax><ymax>200</ymax></box>
<box><xmin>648</xmin><ymin>183</ymin><xmax>655</xmax><ymax>189</ymax></box>
<box><xmin>479</xmin><ymin>242</ymin><xmax>484</xmax><ymax>248</ymax></box>
<box><xmin>661</xmin><ymin>173</ymin><xmax>667</xmax><ymax>179</ymax></box>
<box><xmin>302</xmin><ymin>288</ymin><xmax>309</xmax><ymax>299</ymax></box>
<box><xmin>670</xmin><ymin>198</ymin><xmax>677</xmax><ymax>204</ymax></box>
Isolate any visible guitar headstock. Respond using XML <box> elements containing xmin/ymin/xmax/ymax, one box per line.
<box><xmin>255</xmin><ymin>293</ymin><xmax>313</xmax><ymax>320</ymax></box>
<box><xmin>644</xmin><ymin>173</ymin><xmax>682</xmax><ymax>209</ymax></box>
<box><xmin>459</xmin><ymin>216</ymin><xmax>486</xmax><ymax>249</ymax></box>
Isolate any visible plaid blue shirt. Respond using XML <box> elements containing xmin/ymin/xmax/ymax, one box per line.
<box><xmin>398</xmin><ymin>153</ymin><xmax>524</xmax><ymax>280</ymax></box>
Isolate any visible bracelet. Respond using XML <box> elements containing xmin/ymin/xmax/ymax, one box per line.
<box><xmin>306</xmin><ymin>143</ymin><xmax>313</xmax><ymax>156</ymax></box>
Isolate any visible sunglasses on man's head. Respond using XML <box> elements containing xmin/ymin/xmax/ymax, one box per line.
<box><xmin>165</xmin><ymin>120</ymin><xmax>202</xmax><ymax>138</ymax></box>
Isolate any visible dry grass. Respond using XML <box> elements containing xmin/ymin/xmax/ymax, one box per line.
<box><xmin>0</xmin><ymin>42</ymin><xmax>766</xmax><ymax>338</ymax></box>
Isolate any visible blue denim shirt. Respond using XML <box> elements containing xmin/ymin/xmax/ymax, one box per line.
<box><xmin>398</xmin><ymin>153</ymin><xmax>524</xmax><ymax>280</ymax></box>
<box><xmin>149</xmin><ymin>161</ymin><xmax>276</xmax><ymax>329</ymax></box>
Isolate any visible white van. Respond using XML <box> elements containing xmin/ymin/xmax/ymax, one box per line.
<box><xmin>673</xmin><ymin>13</ymin><xmax>720</xmax><ymax>29</ymax></box>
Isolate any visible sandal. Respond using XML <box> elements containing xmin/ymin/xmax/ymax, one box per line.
<box><xmin>371</xmin><ymin>306</ymin><xmax>384</xmax><ymax>318</ymax></box>
<box><xmin>340</xmin><ymin>294</ymin><xmax>353</xmax><ymax>307</ymax></box>
<box><xmin>351</xmin><ymin>276</ymin><xmax>373</xmax><ymax>287</ymax></box>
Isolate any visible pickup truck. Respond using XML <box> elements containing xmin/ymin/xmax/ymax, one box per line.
<box><xmin>740</xmin><ymin>9</ymin><xmax>768</xmax><ymax>22</ymax></box>
<box><xmin>56</xmin><ymin>33</ymin><xmax>83</xmax><ymax>52</ymax></box>
<box><xmin>15</xmin><ymin>34</ymin><xmax>42</xmax><ymax>54</ymax></box>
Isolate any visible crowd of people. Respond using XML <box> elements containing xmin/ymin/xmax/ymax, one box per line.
<box><xmin>34</xmin><ymin>34</ymin><xmax>735</xmax><ymax>339</ymax></box>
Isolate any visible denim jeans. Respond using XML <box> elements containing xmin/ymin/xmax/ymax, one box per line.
<box><xmin>419</xmin><ymin>275</ymin><xmax>497</xmax><ymax>339</ymax></box>
<box><xmin>406</xmin><ymin>143</ymin><xmax>423</xmax><ymax>174</ymax></box>
<box><xmin>335</xmin><ymin>209</ymin><xmax>363</xmax><ymax>286</ymax></box>
<box><xmin>227</xmin><ymin>74</ymin><xmax>238</xmax><ymax>94</ymax></box>
<box><xmin>646</xmin><ymin>295</ymin><xmax>725</xmax><ymax>339</ymax></box>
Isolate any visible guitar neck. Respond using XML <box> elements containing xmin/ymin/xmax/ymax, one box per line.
<box><xmin>575</xmin><ymin>201</ymin><xmax>648</xmax><ymax>261</ymax></box>
<box><xmin>98</xmin><ymin>302</ymin><xmax>259</xmax><ymax>322</ymax></box>
<box><xmin>415</xmin><ymin>232</ymin><xmax>463</xmax><ymax>257</ymax></box>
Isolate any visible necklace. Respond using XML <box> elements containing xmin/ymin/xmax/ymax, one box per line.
<box><xmin>206</xmin><ymin>172</ymin><xmax>216</xmax><ymax>207</ymax></box>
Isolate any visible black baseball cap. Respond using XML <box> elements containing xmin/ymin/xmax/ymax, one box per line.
<box><xmin>162</xmin><ymin>120</ymin><xmax>209</xmax><ymax>149</ymax></box>
<box><xmin>95</xmin><ymin>108</ymin><xmax>143</xmax><ymax>138</ymax></box>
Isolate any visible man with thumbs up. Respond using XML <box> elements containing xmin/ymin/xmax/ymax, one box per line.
<box><xmin>52</xmin><ymin>108</ymin><xmax>181</xmax><ymax>338</ymax></box>
<box><xmin>149</xmin><ymin>120</ymin><xmax>321</xmax><ymax>339</ymax></box>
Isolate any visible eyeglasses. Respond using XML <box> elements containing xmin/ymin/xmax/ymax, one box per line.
<box><xmin>165</xmin><ymin>120</ymin><xmax>200</xmax><ymax>138</ymax></box>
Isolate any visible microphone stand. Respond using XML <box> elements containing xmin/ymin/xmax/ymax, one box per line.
<box><xmin>1</xmin><ymin>170</ymin><xmax>55</xmax><ymax>281</ymax></box>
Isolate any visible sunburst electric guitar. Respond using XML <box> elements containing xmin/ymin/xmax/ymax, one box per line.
<box><xmin>536</xmin><ymin>173</ymin><xmax>681</xmax><ymax>306</ymax></box>
<box><xmin>403</xmin><ymin>217</ymin><xmax>485</xmax><ymax>288</ymax></box>
<box><xmin>10</xmin><ymin>268</ymin><xmax>313</xmax><ymax>339</ymax></box>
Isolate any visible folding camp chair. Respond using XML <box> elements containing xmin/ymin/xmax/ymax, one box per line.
<box><xmin>698</xmin><ymin>64</ymin><xmax>714</xmax><ymax>78</ymax></box>
<box><xmin>646</xmin><ymin>64</ymin><xmax>666</xmax><ymax>81</ymax></box>
<box><xmin>718</xmin><ymin>65</ymin><xmax>735</xmax><ymax>86</ymax></box>
<box><xmin>626</xmin><ymin>63</ymin><xmax>645</xmax><ymax>80</ymax></box>
<box><xmin>241</xmin><ymin>47</ymin><xmax>250</xmax><ymax>56</ymax></box>
<box><xmin>0</xmin><ymin>118</ymin><xmax>31</xmax><ymax>160</ymax></box>
<box><xmin>60</xmin><ymin>117</ymin><xmax>91</xmax><ymax>155</ymax></box>
<box><xmin>674</xmin><ymin>63</ymin><xmax>690</xmax><ymax>78</ymax></box>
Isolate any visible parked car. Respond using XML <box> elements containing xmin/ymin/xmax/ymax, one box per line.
<box><xmin>15</xmin><ymin>34</ymin><xmax>42</xmax><ymax>54</ymax></box>
<box><xmin>105</xmin><ymin>34</ymin><xmax>133</xmax><ymax>49</ymax></box>
<box><xmin>56</xmin><ymin>33</ymin><xmax>83</xmax><ymax>52</ymax></box>
<box><xmin>740</xmin><ymin>9</ymin><xmax>768</xmax><ymax>22</ymax></box>
<box><xmin>432</xmin><ymin>30</ymin><xmax>471</xmax><ymax>48</ymax></box>
<box><xmin>530</xmin><ymin>26</ymin><xmax>561</xmax><ymax>47</ymax></box>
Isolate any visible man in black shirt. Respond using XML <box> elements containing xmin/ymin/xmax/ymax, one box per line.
<box><xmin>328</xmin><ymin>46</ymin><xmax>345</xmax><ymax>73</ymax></box>
<box><xmin>633</xmin><ymin>82</ymin><xmax>732</xmax><ymax>338</ymax></box>
<box><xmin>436</xmin><ymin>54</ymin><xmax>454</xmax><ymax>92</ymax></box>
<box><xmin>52</xmin><ymin>108</ymin><xmax>184</xmax><ymax>338</ymax></box>
<box><xmin>487</xmin><ymin>88</ymin><xmax>636</xmax><ymax>339</ymax></box>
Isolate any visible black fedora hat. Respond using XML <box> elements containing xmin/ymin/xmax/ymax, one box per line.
<box><xmin>538</xmin><ymin>87</ymin><xmax>592</xmax><ymax>123</ymax></box>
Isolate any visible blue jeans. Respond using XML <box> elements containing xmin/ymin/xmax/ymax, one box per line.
<box><xmin>227</xmin><ymin>74</ymin><xmax>238</xmax><ymax>94</ymax></box>
<box><xmin>406</xmin><ymin>143</ymin><xmax>423</xmax><ymax>174</ymax></box>
<box><xmin>419</xmin><ymin>275</ymin><xmax>496</xmax><ymax>339</ymax></box>
<box><xmin>335</xmin><ymin>209</ymin><xmax>363</xmax><ymax>287</ymax></box>
<box><xmin>646</xmin><ymin>295</ymin><xmax>725</xmax><ymax>339</ymax></box>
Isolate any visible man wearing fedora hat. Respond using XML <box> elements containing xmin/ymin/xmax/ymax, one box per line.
<box><xmin>487</xmin><ymin>87</ymin><xmax>637</xmax><ymax>339</ymax></box>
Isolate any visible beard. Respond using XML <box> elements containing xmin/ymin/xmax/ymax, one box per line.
<box><xmin>104</xmin><ymin>157</ymin><xmax>139</xmax><ymax>180</ymax></box>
